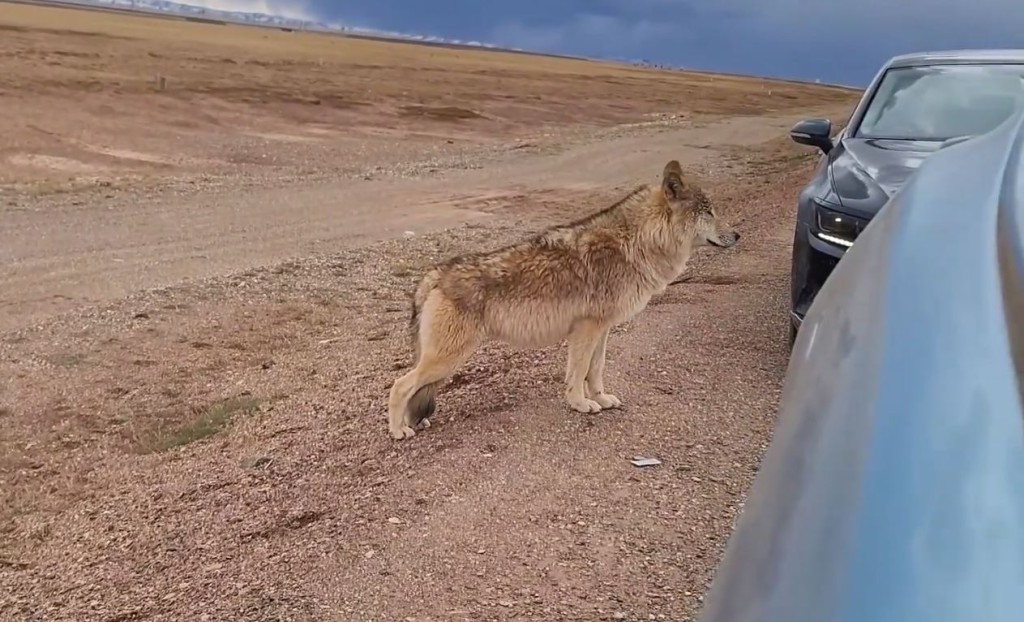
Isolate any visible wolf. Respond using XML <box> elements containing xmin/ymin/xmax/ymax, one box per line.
<box><xmin>386</xmin><ymin>159</ymin><xmax>740</xmax><ymax>440</ymax></box>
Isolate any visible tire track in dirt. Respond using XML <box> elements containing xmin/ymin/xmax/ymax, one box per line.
<box><xmin>0</xmin><ymin>112</ymin><xmax>825</xmax><ymax>332</ymax></box>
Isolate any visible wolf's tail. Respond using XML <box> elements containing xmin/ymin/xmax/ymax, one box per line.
<box><xmin>407</xmin><ymin>271</ymin><xmax>441</xmax><ymax>424</ymax></box>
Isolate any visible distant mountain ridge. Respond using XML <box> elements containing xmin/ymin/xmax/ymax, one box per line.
<box><xmin>39</xmin><ymin>0</ymin><xmax>856</xmax><ymax>88</ymax></box>
<box><xmin>64</xmin><ymin>0</ymin><xmax>510</xmax><ymax>50</ymax></box>
<box><xmin>54</xmin><ymin>0</ymin><xmax>714</xmax><ymax>68</ymax></box>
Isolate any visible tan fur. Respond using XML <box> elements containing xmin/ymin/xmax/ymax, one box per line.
<box><xmin>386</xmin><ymin>159</ymin><xmax>740</xmax><ymax>440</ymax></box>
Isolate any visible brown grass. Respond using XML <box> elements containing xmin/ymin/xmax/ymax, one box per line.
<box><xmin>0</xmin><ymin>0</ymin><xmax>858</xmax><ymax>190</ymax></box>
<box><xmin>132</xmin><ymin>395</ymin><xmax>261</xmax><ymax>454</ymax></box>
<box><xmin>0</xmin><ymin>1</ymin><xmax>852</xmax><ymax>109</ymax></box>
<box><xmin>399</xmin><ymin>105</ymin><xmax>485</xmax><ymax>121</ymax></box>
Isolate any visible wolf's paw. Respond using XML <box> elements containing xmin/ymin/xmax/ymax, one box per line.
<box><xmin>405</xmin><ymin>414</ymin><xmax>432</xmax><ymax>430</ymax></box>
<box><xmin>594</xmin><ymin>392</ymin><xmax>622</xmax><ymax>409</ymax></box>
<box><xmin>568</xmin><ymin>396</ymin><xmax>603</xmax><ymax>414</ymax></box>
<box><xmin>389</xmin><ymin>425</ymin><xmax>416</xmax><ymax>440</ymax></box>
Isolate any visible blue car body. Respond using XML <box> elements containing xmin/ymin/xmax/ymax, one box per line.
<box><xmin>695</xmin><ymin>103</ymin><xmax>1024</xmax><ymax>620</ymax></box>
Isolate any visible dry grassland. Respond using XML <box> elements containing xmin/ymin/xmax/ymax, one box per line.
<box><xmin>0</xmin><ymin>3</ymin><xmax>862</xmax><ymax>620</ymax></box>
<box><xmin>0</xmin><ymin>0</ymin><xmax>854</xmax><ymax>190</ymax></box>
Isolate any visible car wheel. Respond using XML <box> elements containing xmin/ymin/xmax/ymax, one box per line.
<box><xmin>788</xmin><ymin>321</ymin><xmax>798</xmax><ymax>350</ymax></box>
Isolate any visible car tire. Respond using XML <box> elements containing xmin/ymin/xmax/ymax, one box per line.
<box><xmin>788</xmin><ymin>321</ymin><xmax>798</xmax><ymax>350</ymax></box>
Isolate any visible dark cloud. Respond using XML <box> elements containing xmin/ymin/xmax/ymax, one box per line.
<box><xmin>197</xmin><ymin>0</ymin><xmax>1024</xmax><ymax>85</ymax></box>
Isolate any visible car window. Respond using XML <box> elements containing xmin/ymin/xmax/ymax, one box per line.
<box><xmin>855</xmin><ymin>64</ymin><xmax>1024</xmax><ymax>141</ymax></box>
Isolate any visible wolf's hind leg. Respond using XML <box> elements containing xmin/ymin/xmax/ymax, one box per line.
<box><xmin>387</xmin><ymin>294</ymin><xmax>478</xmax><ymax>440</ymax></box>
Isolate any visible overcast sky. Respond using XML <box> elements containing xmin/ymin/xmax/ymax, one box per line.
<box><xmin>193</xmin><ymin>0</ymin><xmax>1024</xmax><ymax>85</ymax></box>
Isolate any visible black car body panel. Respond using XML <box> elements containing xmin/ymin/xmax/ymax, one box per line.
<box><xmin>788</xmin><ymin>49</ymin><xmax>1024</xmax><ymax>338</ymax></box>
<box><xmin>828</xmin><ymin>139</ymin><xmax>935</xmax><ymax>214</ymax></box>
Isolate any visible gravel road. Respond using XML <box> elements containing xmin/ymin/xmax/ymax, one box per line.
<box><xmin>1</xmin><ymin>107</ymin><xmax>840</xmax><ymax>621</ymax></box>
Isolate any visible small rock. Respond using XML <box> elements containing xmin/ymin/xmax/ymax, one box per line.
<box><xmin>387</xmin><ymin>517</ymin><xmax>402</xmax><ymax>524</ymax></box>
<box><xmin>630</xmin><ymin>457</ymin><xmax>662</xmax><ymax>468</ymax></box>
<box><xmin>245</xmin><ymin>456</ymin><xmax>272</xmax><ymax>469</ymax></box>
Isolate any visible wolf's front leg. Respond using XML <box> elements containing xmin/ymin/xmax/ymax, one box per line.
<box><xmin>586</xmin><ymin>327</ymin><xmax>622</xmax><ymax>409</ymax></box>
<box><xmin>387</xmin><ymin>371</ymin><xmax>419</xmax><ymax>440</ymax></box>
<box><xmin>565</xmin><ymin>321</ymin><xmax>604</xmax><ymax>413</ymax></box>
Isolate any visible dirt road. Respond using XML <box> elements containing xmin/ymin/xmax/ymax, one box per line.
<box><xmin>0</xmin><ymin>103</ymin><xmax>843</xmax><ymax>620</ymax></box>
<box><xmin>3</xmin><ymin>112</ymin><xmax>808</xmax><ymax>332</ymax></box>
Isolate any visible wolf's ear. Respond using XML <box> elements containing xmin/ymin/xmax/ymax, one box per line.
<box><xmin>662</xmin><ymin>160</ymin><xmax>685</xmax><ymax>202</ymax></box>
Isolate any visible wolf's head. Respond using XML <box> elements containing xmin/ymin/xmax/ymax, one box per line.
<box><xmin>661</xmin><ymin>160</ymin><xmax>740</xmax><ymax>249</ymax></box>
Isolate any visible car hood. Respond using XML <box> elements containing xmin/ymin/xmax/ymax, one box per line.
<box><xmin>829</xmin><ymin>138</ymin><xmax>940</xmax><ymax>217</ymax></box>
<box><xmin>694</xmin><ymin>107</ymin><xmax>1024</xmax><ymax>622</ymax></box>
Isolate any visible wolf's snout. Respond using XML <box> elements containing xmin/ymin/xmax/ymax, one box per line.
<box><xmin>715</xmin><ymin>231</ymin><xmax>740</xmax><ymax>247</ymax></box>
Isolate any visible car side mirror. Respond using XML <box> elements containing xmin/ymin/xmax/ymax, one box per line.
<box><xmin>790</xmin><ymin>118</ymin><xmax>834</xmax><ymax>154</ymax></box>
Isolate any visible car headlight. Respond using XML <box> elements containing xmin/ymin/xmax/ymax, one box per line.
<box><xmin>813</xmin><ymin>201</ymin><xmax>862</xmax><ymax>248</ymax></box>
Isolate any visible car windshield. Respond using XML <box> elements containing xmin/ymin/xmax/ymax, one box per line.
<box><xmin>855</xmin><ymin>63</ymin><xmax>1024</xmax><ymax>141</ymax></box>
